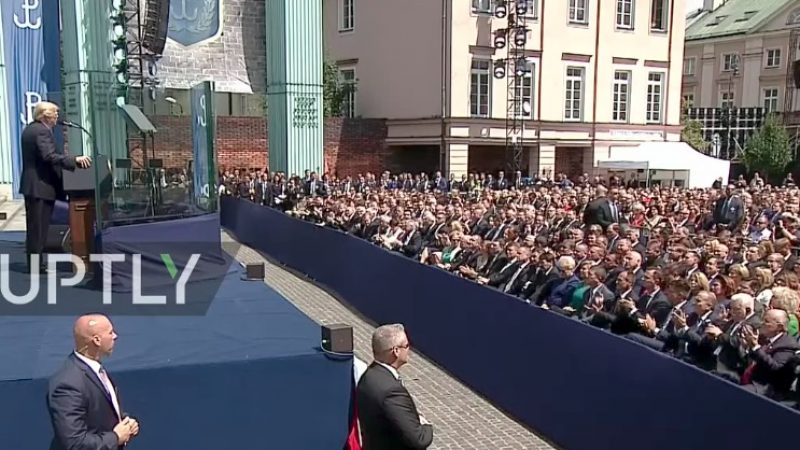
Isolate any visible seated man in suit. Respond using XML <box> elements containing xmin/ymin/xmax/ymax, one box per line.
<box><xmin>615</xmin><ymin>279</ymin><xmax>694</xmax><ymax>348</ymax></box>
<box><xmin>705</xmin><ymin>294</ymin><xmax>761</xmax><ymax>383</ymax></box>
<box><xmin>740</xmin><ymin>309</ymin><xmax>800</xmax><ymax>402</ymax></box>
<box><xmin>357</xmin><ymin>324</ymin><xmax>433</xmax><ymax>450</ymax></box>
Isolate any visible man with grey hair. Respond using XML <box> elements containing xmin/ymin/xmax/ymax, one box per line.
<box><xmin>739</xmin><ymin>309</ymin><xmax>800</xmax><ymax>400</ymax></box>
<box><xmin>356</xmin><ymin>324</ymin><xmax>433</xmax><ymax>449</ymax></box>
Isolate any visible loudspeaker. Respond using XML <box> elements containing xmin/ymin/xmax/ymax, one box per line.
<box><xmin>321</xmin><ymin>324</ymin><xmax>353</xmax><ymax>353</ymax></box>
<box><xmin>244</xmin><ymin>263</ymin><xmax>265</xmax><ymax>280</ymax></box>
<box><xmin>0</xmin><ymin>212</ymin><xmax>6</xmax><ymax>220</ymax></box>
<box><xmin>793</xmin><ymin>60</ymin><xmax>800</xmax><ymax>88</ymax></box>
<box><xmin>44</xmin><ymin>225</ymin><xmax>69</xmax><ymax>253</ymax></box>
<box><xmin>143</xmin><ymin>0</ymin><xmax>170</xmax><ymax>55</ymax></box>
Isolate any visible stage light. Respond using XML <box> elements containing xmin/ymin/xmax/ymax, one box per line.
<box><xmin>514</xmin><ymin>28</ymin><xmax>527</xmax><ymax>46</ymax></box>
<box><xmin>493</xmin><ymin>30</ymin><xmax>507</xmax><ymax>49</ymax></box>
<box><xmin>494</xmin><ymin>0</ymin><xmax>507</xmax><ymax>19</ymax></box>
<box><xmin>494</xmin><ymin>60</ymin><xmax>506</xmax><ymax>79</ymax></box>
<box><xmin>514</xmin><ymin>57</ymin><xmax>529</xmax><ymax>77</ymax></box>
<box><xmin>522</xmin><ymin>100</ymin><xmax>532</xmax><ymax>115</ymax></box>
<box><xmin>516</xmin><ymin>1</ymin><xmax>528</xmax><ymax>15</ymax></box>
<box><xmin>111</xmin><ymin>1</ymin><xmax>129</xmax><ymax>92</ymax></box>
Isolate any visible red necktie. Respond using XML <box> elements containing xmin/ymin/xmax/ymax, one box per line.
<box><xmin>740</xmin><ymin>362</ymin><xmax>756</xmax><ymax>385</ymax></box>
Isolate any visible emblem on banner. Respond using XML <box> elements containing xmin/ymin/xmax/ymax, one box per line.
<box><xmin>197</xmin><ymin>94</ymin><xmax>207</xmax><ymax>128</ymax></box>
<box><xmin>19</xmin><ymin>91</ymin><xmax>42</xmax><ymax>125</ymax></box>
<box><xmin>13</xmin><ymin>0</ymin><xmax>42</xmax><ymax>30</ymax></box>
<box><xmin>168</xmin><ymin>0</ymin><xmax>223</xmax><ymax>47</ymax></box>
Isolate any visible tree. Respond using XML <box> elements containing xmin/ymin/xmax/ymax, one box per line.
<box><xmin>323</xmin><ymin>59</ymin><xmax>356</xmax><ymax>117</ymax></box>
<box><xmin>679</xmin><ymin>97</ymin><xmax>708</xmax><ymax>152</ymax></box>
<box><xmin>739</xmin><ymin>114</ymin><xmax>793</xmax><ymax>181</ymax></box>
<box><xmin>681</xmin><ymin>118</ymin><xmax>709</xmax><ymax>152</ymax></box>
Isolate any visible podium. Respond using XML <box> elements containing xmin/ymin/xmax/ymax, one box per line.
<box><xmin>62</xmin><ymin>155</ymin><xmax>111</xmax><ymax>272</ymax></box>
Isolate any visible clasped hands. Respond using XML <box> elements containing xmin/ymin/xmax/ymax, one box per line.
<box><xmin>113</xmin><ymin>416</ymin><xmax>140</xmax><ymax>445</ymax></box>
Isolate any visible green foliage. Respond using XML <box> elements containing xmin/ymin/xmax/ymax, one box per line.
<box><xmin>681</xmin><ymin>119</ymin><xmax>708</xmax><ymax>152</ymax></box>
<box><xmin>681</xmin><ymin>120</ymin><xmax>708</xmax><ymax>152</ymax></box>
<box><xmin>679</xmin><ymin>97</ymin><xmax>708</xmax><ymax>152</ymax></box>
<box><xmin>323</xmin><ymin>59</ymin><xmax>356</xmax><ymax>117</ymax></box>
<box><xmin>740</xmin><ymin>114</ymin><xmax>793</xmax><ymax>180</ymax></box>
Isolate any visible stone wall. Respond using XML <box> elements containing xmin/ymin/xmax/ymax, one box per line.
<box><xmin>157</xmin><ymin>0</ymin><xmax>266</xmax><ymax>93</ymax></box>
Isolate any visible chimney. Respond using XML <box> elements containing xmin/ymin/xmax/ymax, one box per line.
<box><xmin>703</xmin><ymin>0</ymin><xmax>726</xmax><ymax>12</ymax></box>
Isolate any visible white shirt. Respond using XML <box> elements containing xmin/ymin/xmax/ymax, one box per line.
<box><xmin>74</xmin><ymin>351</ymin><xmax>121</xmax><ymax>419</ymax></box>
<box><xmin>377</xmin><ymin>362</ymin><xmax>400</xmax><ymax>380</ymax></box>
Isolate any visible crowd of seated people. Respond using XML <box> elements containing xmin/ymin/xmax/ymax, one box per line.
<box><xmin>221</xmin><ymin>166</ymin><xmax>800</xmax><ymax>409</ymax></box>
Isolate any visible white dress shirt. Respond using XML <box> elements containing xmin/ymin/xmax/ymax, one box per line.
<box><xmin>74</xmin><ymin>351</ymin><xmax>121</xmax><ymax>419</ymax></box>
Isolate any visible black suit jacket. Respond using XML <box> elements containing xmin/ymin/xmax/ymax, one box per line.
<box><xmin>747</xmin><ymin>333</ymin><xmax>800</xmax><ymax>399</ymax></box>
<box><xmin>47</xmin><ymin>353</ymin><xmax>122</xmax><ymax>450</ymax></box>
<box><xmin>356</xmin><ymin>363</ymin><xmax>433</xmax><ymax>450</ymax></box>
<box><xmin>20</xmin><ymin>121</ymin><xmax>77</xmax><ymax>200</ymax></box>
<box><xmin>583</xmin><ymin>197</ymin><xmax>617</xmax><ymax>230</ymax></box>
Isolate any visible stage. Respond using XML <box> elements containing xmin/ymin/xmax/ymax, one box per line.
<box><xmin>0</xmin><ymin>224</ymin><xmax>354</xmax><ymax>449</ymax></box>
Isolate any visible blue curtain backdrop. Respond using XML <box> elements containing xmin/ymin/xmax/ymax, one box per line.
<box><xmin>1</xmin><ymin>0</ymin><xmax>63</xmax><ymax>198</ymax></box>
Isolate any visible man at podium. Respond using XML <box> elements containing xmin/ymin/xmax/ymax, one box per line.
<box><xmin>19</xmin><ymin>102</ymin><xmax>91</xmax><ymax>273</ymax></box>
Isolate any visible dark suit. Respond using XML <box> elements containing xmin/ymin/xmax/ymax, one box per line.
<box><xmin>583</xmin><ymin>197</ymin><xmax>619</xmax><ymax>230</ymax></box>
<box><xmin>712</xmin><ymin>195</ymin><xmax>745</xmax><ymax>230</ymax></box>
<box><xmin>20</xmin><ymin>121</ymin><xmax>78</xmax><ymax>262</ymax></box>
<box><xmin>47</xmin><ymin>353</ymin><xmax>122</xmax><ymax>450</ymax></box>
<box><xmin>744</xmin><ymin>333</ymin><xmax>800</xmax><ymax>401</ymax></box>
<box><xmin>357</xmin><ymin>363</ymin><xmax>433</xmax><ymax>450</ymax></box>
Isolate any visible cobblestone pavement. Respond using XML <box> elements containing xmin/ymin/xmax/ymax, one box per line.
<box><xmin>221</xmin><ymin>232</ymin><xmax>557</xmax><ymax>450</ymax></box>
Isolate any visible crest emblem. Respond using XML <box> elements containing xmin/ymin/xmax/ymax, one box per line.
<box><xmin>167</xmin><ymin>0</ymin><xmax>223</xmax><ymax>47</ymax></box>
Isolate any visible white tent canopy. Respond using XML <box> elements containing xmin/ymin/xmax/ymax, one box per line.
<box><xmin>596</xmin><ymin>141</ymin><xmax>730</xmax><ymax>188</ymax></box>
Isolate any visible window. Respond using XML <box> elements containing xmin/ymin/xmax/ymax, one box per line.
<box><xmin>514</xmin><ymin>61</ymin><xmax>536</xmax><ymax>118</ymax></box>
<box><xmin>722</xmin><ymin>53</ymin><xmax>739</xmax><ymax>72</ymax></box>
<box><xmin>646</xmin><ymin>72</ymin><xmax>664</xmax><ymax>123</ymax></box>
<box><xmin>650</xmin><ymin>0</ymin><xmax>668</xmax><ymax>31</ymax></box>
<box><xmin>569</xmin><ymin>0</ymin><xmax>588</xmax><ymax>24</ymax></box>
<box><xmin>683</xmin><ymin>58</ymin><xmax>696</xmax><ymax>75</ymax></box>
<box><xmin>339</xmin><ymin>69</ymin><xmax>356</xmax><ymax>117</ymax></box>
<box><xmin>518</xmin><ymin>0</ymin><xmax>538</xmax><ymax>18</ymax></box>
<box><xmin>720</xmin><ymin>90</ymin><xmax>735</xmax><ymax>109</ymax></box>
<box><xmin>612</xmin><ymin>71</ymin><xmax>631</xmax><ymax>123</ymax></box>
<box><xmin>766</xmin><ymin>49</ymin><xmax>781</xmax><ymax>68</ymax></box>
<box><xmin>682</xmin><ymin>93</ymin><xmax>695</xmax><ymax>108</ymax></box>
<box><xmin>616</xmin><ymin>0</ymin><xmax>634</xmax><ymax>29</ymax></box>
<box><xmin>763</xmin><ymin>88</ymin><xmax>779</xmax><ymax>112</ymax></box>
<box><xmin>472</xmin><ymin>0</ymin><xmax>491</xmax><ymax>13</ymax></box>
<box><xmin>564</xmin><ymin>66</ymin><xmax>584</xmax><ymax>121</ymax></box>
<box><xmin>339</xmin><ymin>0</ymin><xmax>354</xmax><ymax>31</ymax></box>
<box><xmin>470</xmin><ymin>60</ymin><xmax>491</xmax><ymax>117</ymax></box>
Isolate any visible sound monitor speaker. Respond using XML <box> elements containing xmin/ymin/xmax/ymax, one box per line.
<box><xmin>794</xmin><ymin>60</ymin><xmax>800</xmax><ymax>88</ymax></box>
<box><xmin>0</xmin><ymin>212</ymin><xmax>6</xmax><ymax>220</ymax></box>
<box><xmin>321</xmin><ymin>324</ymin><xmax>353</xmax><ymax>353</ymax></box>
<box><xmin>244</xmin><ymin>263</ymin><xmax>265</xmax><ymax>280</ymax></box>
<box><xmin>143</xmin><ymin>0</ymin><xmax>170</xmax><ymax>55</ymax></box>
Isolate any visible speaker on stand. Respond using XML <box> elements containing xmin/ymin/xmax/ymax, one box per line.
<box><xmin>142</xmin><ymin>0</ymin><xmax>170</xmax><ymax>55</ymax></box>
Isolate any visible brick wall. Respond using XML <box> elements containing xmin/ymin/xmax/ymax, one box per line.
<box><xmin>138</xmin><ymin>116</ymin><xmax>390</xmax><ymax>176</ymax></box>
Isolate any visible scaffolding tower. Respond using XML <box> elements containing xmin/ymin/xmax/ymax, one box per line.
<box><xmin>501</xmin><ymin>1</ymin><xmax>530</xmax><ymax>173</ymax></box>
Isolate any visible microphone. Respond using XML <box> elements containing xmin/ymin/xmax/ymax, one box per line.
<box><xmin>59</xmin><ymin>119</ymin><xmax>81</xmax><ymax>129</ymax></box>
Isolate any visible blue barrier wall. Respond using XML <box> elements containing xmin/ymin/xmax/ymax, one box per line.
<box><xmin>221</xmin><ymin>197</ymin><xmax>800</xmax><ymax>450</ymax></box>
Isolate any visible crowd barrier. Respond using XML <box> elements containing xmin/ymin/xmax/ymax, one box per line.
<box><xmin>221</xmin><ymin>197</ymin><xmax>800</xmax><ymax>450</ymax></box>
